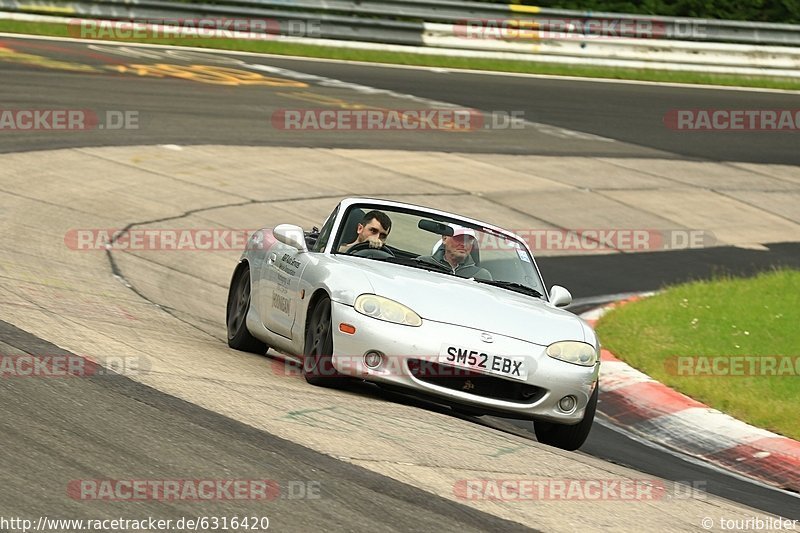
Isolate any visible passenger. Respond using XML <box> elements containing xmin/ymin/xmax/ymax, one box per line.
<box><xmin>338</xmin><ymin>210</ymin><xmax>392</xmax><ymax>253</ymax></box>
<box><xmin>418</xmin><ymin>227</ymin><xmax>492</xmax><ymax>280</ymax></box>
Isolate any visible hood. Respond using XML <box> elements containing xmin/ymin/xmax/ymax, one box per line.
<box><xmin>335</xmin><ymin>256</ymin><xmax>587</xmax><ymax>346</ymax></box>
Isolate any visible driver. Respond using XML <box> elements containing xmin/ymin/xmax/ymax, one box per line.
<box><xmin>338</xmin><ymin>210</ymin><xmax>392</xmax><ymax>253</ymax></box>
<box><xmin>418</xmin><ymin>226</ymin><xmax>492</xmax><ymax>280</ymax></box>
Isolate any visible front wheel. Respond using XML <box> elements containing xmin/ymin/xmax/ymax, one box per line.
<box><xmin>534</xmin><ymin>385</ymin><xmax>598</xmax><ymax>451</ymax></box>
<box><xmin>226</xmin><ymin>264</ymin><xmax>267</xmax><ymax>354</ymax></box>
<box><xmin>303</xmin><ymin>296</ymin><xmax>348</xmax><ymax>387</ymax></box>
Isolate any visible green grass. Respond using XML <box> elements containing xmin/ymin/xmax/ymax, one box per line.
<box><xmin>596</xmin><ymin>269</ymin><xmax>800</xmax><ymax>440</ymax></box>
<box><xmin>2</xmin><ymin>19</ymin><xmax>800</xmax><ymax>90</ymax></box>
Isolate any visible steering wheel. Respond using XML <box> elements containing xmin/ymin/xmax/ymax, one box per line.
<box><xmin>346</xmin><ymin>241</ymin><xmax>396</xmax><ymax>259</ymax></box>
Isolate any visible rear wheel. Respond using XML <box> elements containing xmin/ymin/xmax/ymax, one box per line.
<box><xmin>226</xmin><ymin>264</ymin><xmax>267</xmax><ymax>354</ymax></box>
<box><xmin>303</xmin><ymin>295</ymin><xmax>348</xmax><ymax>387</ymax></box>
<box><xmin>534</xmin><ymin>385</ymin><xmax>598</xmax><ymax>451</ymax></box>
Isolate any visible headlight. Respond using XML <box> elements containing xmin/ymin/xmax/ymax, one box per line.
<box><xmin>354</xmin><ymin>294</ymin><xmax>422</xmax><ymax>327</ymax></box>
<box><xmin>546</xmin><ymin>341</ymin><xmax>598</xmax><ymax>366</ymax></box>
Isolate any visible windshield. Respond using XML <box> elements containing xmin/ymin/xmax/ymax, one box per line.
<box><xmin>332</xmin><ymin>204</ymin><xmax>546</xmax><ymax>297</ymax></box>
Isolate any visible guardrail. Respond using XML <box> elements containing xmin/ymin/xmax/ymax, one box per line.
<box><xmin>1</xmin><ymin>0</ymin><xmax>799</xmax><ymax>76</ymax></box>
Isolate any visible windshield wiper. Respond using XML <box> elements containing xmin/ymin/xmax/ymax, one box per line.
<box><xmin>473</xmin><ymin>279</ymin><xmax>544</xmax><ymax>299</ymax></box>
<box><xmin>378</xmin><ymin>256</ymin><xmax>454</xmax><ymax>275</ymax></box>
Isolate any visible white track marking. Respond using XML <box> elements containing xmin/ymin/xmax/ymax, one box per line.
<box><xmin>1</xmin><ymin>26</ymin><xmax>798</xmax><ymax>95</ymax></box>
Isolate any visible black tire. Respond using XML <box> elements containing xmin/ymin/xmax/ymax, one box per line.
<box><xmin>303</xmin><ymin>295</ymin><xmax>348</xmax><ymax>387</ymax></box>
<box><xmin>534</xmin><ymin>385</ymin><xmax>598</xmax><ymax>451</ymax></box>
<box><xmin>226</xmin><ymin>264</ymin><xmax>267</xmax><ymax>354</ymax></box>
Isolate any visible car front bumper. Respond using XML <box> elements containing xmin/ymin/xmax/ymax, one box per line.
<box><xmin>330</xmin><ymin>301</ymin><xmax>599</xmax><ymax>424</ymax></box>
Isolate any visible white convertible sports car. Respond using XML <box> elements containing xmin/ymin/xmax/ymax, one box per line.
<box><xmin>226</xmin><ymin>197</ymin><xmax>600</xmax><ymax>450</ymax></box>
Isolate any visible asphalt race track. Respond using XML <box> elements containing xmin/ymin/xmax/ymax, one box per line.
<box><xmin>1</xmin><ymin>34</ymin><xmax>799</xmax><ymax>531</ymax></box>
<box><xmin>2</xmin><ymin>36</ymin><xmax>799</xmax><ymax>165</ymax></box>
<box><xmin>0</xmin><ymin>319</ymin><xmax>525</xmax><ymax>533</ymax></box>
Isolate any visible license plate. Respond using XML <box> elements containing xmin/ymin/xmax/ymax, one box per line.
<box><xmin>438</xmin><ymin>344</ymin><xmax>528</xmax><ymax>381</ymax></box>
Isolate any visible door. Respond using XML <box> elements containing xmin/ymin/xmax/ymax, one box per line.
<box><xmin>260</xmin><ymin>243</ymin><xmax>310</xmax><ymax>339</ymax></box>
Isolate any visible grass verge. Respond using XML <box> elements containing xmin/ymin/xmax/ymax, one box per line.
<box><xmin>1</xmin><ymin>19</ymin><xmax>800</xmax><ymax>90</ymax></box>
<box><xmin>596</xmin><ymin>269</ymin><xmax>800</xmax><ymax>440</ymax></box>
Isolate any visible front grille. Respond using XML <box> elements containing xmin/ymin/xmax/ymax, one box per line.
<box><xmin>407</xmin><ymin>359</ymin><xmax>543</xmax><ymax>403</ymax></box>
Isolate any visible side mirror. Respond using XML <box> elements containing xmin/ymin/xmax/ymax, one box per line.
<box><xmin>273</xmin><ymin>224</ymin><xmax>308</xmax><ymax>252</ymax></box>
<box><xmin>549</xmin><ymin>285</ymin><xmax>572</xmax><ymax>307</ymax></box>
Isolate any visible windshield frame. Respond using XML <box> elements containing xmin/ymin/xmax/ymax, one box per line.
<box><xmin>323</xmin><ymin>199</ymin><xmax>549</xmax><ymax>301</ymax></box>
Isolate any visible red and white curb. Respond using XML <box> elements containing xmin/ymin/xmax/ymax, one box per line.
<box><xmin>581</xmin><ymin>297</ymin><xmax>800</xmax><ymax>493</ymax></box>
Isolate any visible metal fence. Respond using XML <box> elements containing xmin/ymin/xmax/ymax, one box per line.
<box><xmin>2</xmin><ymin>0</ymin><xmax>800</xmax><ymax>75</ymax></box>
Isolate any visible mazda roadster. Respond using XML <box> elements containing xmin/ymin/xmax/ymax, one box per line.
<box><xmin>226</xmin><ymin>197</ymin><xmax>600</xmax><ymax>450</ymax></box>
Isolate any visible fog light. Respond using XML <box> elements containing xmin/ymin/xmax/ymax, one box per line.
<box><xmin>558</xmin><ymin>395</ymin><xmax>577</xmax><ymax>412</ymax></box>
<box><xmin>364</xmin><ymin>351</ymin><xmax>383</xmax><ymax>369</ymax></box>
